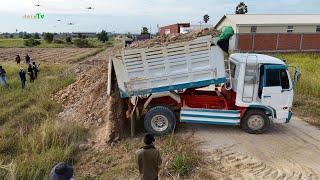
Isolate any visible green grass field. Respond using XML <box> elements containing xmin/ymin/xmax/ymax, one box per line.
<box><xmin>0</xmin><ymin>38</ymin><xmax>113</xmax><ymax>48</ymax></box>
<box><xmin>0</xmin><ymin>64</ymin><xmax>88</xmax><ymax>179</ymax></box>
<box><xmin>275</xmin><ymin>53</ymin><xmax>320</xmax><ymax>124</ymax></box>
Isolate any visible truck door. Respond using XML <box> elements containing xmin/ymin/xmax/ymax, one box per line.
<box><xmin>260</xmin><ymin>65</ymin><xmax>293</xmax><ymax>121</ymax></box>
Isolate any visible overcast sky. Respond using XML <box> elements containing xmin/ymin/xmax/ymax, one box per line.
<box><xmin>0</xmin><ymin>0</ymin><xmax>319</xmax><ymax>33</ymax></box>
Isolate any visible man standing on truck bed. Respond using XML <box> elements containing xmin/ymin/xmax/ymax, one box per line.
<box><xmin>136</xmin><ymin>134</ymin><xmax>162</xmax><ymax>180</ymax></box>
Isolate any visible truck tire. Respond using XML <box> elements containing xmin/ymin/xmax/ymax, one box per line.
<box><xmin>241</xmin><ymin>109</ymin><xmax>270</xmax><ymax>134</ymax></box>
<box><xmin>144</xmin><ymin>106</ymin><xmax>176</xmax><ymax>136</ymax></box>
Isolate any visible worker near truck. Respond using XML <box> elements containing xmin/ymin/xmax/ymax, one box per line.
<box><xmin>136</xmin><ymin>133</ymin><xmax>162</xmax><ymax>180</ymax></box>
<box><xmin>32</xmin><ymin>62</ymin><xmax>39</xmax><ymax>79</ymax></box>
<box><xmin>19</xmin><ymin>68</ymin><xmax>27</xmax><ymax>89</ymax></box>
<box><xmin>16</xmin><ymin>54</ymin><xmax>21</xmax><ymax>64</ymax></box>
<box><xmin>27</xmin><ymin>64</ymin><xmax>35</xmax><ymax>82</ymax></box>
<box><xmin>25</xmin><ymin>54</ymin><xmax>31</xmax><ymax>64</ymax></box>
<box><xmin>0</xmin><ymin>65</ymin><xmax>8</xmax><ymax>87</ymax></box>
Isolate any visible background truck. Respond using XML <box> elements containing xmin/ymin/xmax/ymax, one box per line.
<box><xmin>108</xmin><ymin>32</ymin><xmax>300</xmax><ymax>136</ymax></box>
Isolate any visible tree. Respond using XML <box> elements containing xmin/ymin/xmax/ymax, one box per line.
<box><xmin>235</xmin><ymin>2</ymin><xmax>248</xmax><ymax>14</ymax></box>
<box><xmin>66</xmin><ymin>36</ymin><xmax>72</xmax><ymax>43</ymax></box>
<box><xmin>43</xmin><ymin>32</ymin><xmax>54</xmax><ymax>43</ymax></box>
<box><xmin>22</xmin><ymin>32</ymin><xmax>32</xmax><ymax>39</ymax></box>
<box><xmin>141</xmin><ymin>27</ymin><xmax>149</xmax><ymax>35</ymax></box>
<box><xmin>203</xmin><ymin>14</ymin><xmax>210</xmax><ymax>23</ymax></box>
<box><xmin>77</xmin><ymin>33</ymin><xmax>86</xmax><ymax>39</ymax></box>
<box><xmin>97</xmin><ymin>30</ymin><xmax>109</xmax><ymax>43</ymax></box>
<box><xmin>33</xmin><ymin>33</ymin><xmax>40</xmax><ymax>39</ymax></box>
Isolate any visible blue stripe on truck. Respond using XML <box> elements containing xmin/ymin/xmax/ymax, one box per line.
<box><xmin>124</xmin><ymin>77</ymin><xmax>226</xmax><ymax>98</ymax></box>
<box><xmin>180</xmin><ymin>120</ymin><xmax>239</xmax><ymax>126</ymax></box>
<box><xmin>182</xmin><ymin>108</ymin><xmax>240</xmax><ymax>114</ymax></box>
<box><xmin>180</xmin><ymin>113</ymin><xmax>239</xmax><ymax>120</ymax></box>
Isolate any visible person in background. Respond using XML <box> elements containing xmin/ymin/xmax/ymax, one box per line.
<box><xmin>49</xmin><ymin>162</ymin><xmax>74</xmax><ymax>180</ymax></box>
<box><xmin>136</xmin><ymin>133</ymin><xmax>162</xmax><ymax>180</ymax></box>
<box><xmin>0</xmin><ymin>65</ymin><xmax>8</xmax><ymax>87</ymax></box>
<box><xmin>19</xmin><ymin>68</ymin><xmax>27</xmax><ymax>89</ymax></box>
<box><xmin>25</xmin><ymin>54</ymin><xmax>31</xmax><ymax>64</ymax></box>
<box><xmin>16</xmin><ymin>54</ymin><xmax>21</xmax><ymax>64</ymax></box>
<box><xmin>27</xmin><ymin>64</ymin><xmax>35</xmax><ymax>83</ymax></box>
<box><xmin>32</xmin><ymin>62</ymin><xmax>39</xmax><ymax>79</ymax></box>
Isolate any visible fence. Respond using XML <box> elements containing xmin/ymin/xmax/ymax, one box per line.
<box><xmin>236</xmin><ymin>33</ymin><xmax>320</xmax><ymax>52</ymax></box>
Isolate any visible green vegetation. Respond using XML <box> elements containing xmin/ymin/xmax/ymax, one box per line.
<box><xmin>23</xmin><ymin>38</ymin><xmax>41</xmax><ymax>47</ymax></box>
<box><xmin>0</xmin><ymin>37</ymin><xmax>114</xmax><ymax>48</ymax></box>
<box><xmin>78</xmin><ymin>134</ymin><xmax>203</xmax><ymax>179</ymax></box>
<box><xmin>0</xmin><ymin>64</ymin><xmax>88</xmax><ymax>179</ymax></box>
<box><xmin>97</xmin><ymin>30</ymin><xmax>109</xmax><ymax>43</ymax></box>
<box><xmin>275</xmin><ymin>53</ymin><xmax>320</xmax><ymax>124</ymax></box>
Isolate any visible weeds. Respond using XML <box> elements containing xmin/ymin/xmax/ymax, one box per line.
<box><xmin>0</xmin><ymin>64</ymin><xmax>88</xmax><ymax>179</ymax></box>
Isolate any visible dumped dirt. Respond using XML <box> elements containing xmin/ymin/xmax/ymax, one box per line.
<box><xmin>182</xmin><ymin>116</ymin><xmax>320</xmax><ymax>179</ymax></box>
<box><xmin>128</xmin><ymin>28</ymin><xmax>219</xmax><ymax>49</ymax></box>
<box><xmin>54</xmin><ymin>47</ymin><xmax>127</xmax><ymax>146</ymax></box>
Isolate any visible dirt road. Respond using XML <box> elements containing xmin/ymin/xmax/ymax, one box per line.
<box><xmin>182</xmin><ymin>117</ymin><xmax>320</xmax><ymax>179</ymax></box>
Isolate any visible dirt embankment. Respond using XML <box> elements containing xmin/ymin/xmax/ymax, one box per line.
<box><xmin>54</xmin><ymin>47</ymin><xmax>126</xmax><ymax>146</ymax></box>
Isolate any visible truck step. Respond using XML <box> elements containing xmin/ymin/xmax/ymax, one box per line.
<box><xmin>180</xmin><ymin>108</ymin><xmax>240</xmax><ymax>126</ymax></box>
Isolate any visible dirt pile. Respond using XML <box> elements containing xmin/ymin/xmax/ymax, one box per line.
<box><xmin>128</xmin><ymin>28</ymin><xmax>219</xmax><ymax>49</ymax></box>
<box><xmin>55</xmin><ymin>47</ymin><xmax>126</xmax><ymax>145</ymax></box>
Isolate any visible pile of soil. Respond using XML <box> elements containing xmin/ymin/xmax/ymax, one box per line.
<box><xmin>54</xmin><ymin>47</ymin><xmax>127</xmax><ymax>145</ymax></box>
<box><xmin>128</xmin><ymin>28</ymin><xmax>219</xmax><ymax>49</ymax></box>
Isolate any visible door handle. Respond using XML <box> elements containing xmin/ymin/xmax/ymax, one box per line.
<box><xmin>263</xmin><ymin>95</ymin><xmax>271</xmax><ymax>98</ymax></box>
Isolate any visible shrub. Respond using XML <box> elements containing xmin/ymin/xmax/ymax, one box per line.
<box><xmin>43</xmin><ymin>32</ymin><xmax>54</xmax><ymax>43</ymax></box>
<box><xmin>73</xmin><ymin>38</ymin><xmax>91</xmax><ymax>48</ymax></box>
<box><xmin>33</xmin><ymin>33</ymin><xmax>40</xmax><ymax>39</ymax></box>
<box><xmin>97</xmin><ymin>30</ymin><xmax>108</xmax><ymax>43</ymax></box>
<box><xmin>53</xmin><ymin>39</ymin><xmax>65</xmax><ymax>44</ymax></box>
<box><xmin>66</xmin><ymin>36</ymin><xmax>72</xmax><ymax>43</ymax></box>
<box><xmin>24</xmin><ymin>38</ymin><xmax>41</xmax><ymax>47</ymax></box>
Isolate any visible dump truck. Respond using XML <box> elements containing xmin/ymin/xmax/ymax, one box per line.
<box><xmin>108</xmin><ymin>31</ymin><xmax>300</xmax><ymax>136</ymax></box>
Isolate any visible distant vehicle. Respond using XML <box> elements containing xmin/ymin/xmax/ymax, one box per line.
<box><xmin>57</xmin><ymin>20</ymin><xmax>61</xmax><ymax>22</ymax></box>
<box><xmin>35</xmin><ymin>4</ymin><xmax>41</xmax><ymax>7</ymax></box>
<box><xmin>67</xmin><ymin>23</ymin><xmax>74</xmax><ymax>25</ymax></box>
<box><xmin>86</xmin><ymin>7</ymin><xmax>94</xmax><ymax>10</ymax></box>
<box><xmin>108</xmin><ymin>28</ymin><xmax>300</xmax><ymax>136</ymax></box>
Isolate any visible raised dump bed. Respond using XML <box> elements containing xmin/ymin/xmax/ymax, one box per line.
<box><xmin>111</xmin><ymin>35</ymin><xmax>226</xmax><ymax>98</ymax></box>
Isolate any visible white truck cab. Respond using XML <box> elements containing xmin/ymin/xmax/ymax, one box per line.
<box><xmin>230</xmin><ymin>53</ymin><xmax>293</xmax><ymax>124</ymax></box>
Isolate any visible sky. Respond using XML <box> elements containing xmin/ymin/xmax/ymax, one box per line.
<box><xmin>0</xmin><ymin>0</ymin><xmax>319</xmax><ymax>33</ymax></box>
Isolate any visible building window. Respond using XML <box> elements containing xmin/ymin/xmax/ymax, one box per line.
<box><xmin>287</xmin><ymin>26</ymin><xmax>294</xmax><ymax>33</ymax></box>
<box><xmin>250</xmin><ymin>26</ymin><xmax>257</xmax><ymax>33</ymax></box>
<box><xmin>316</xmin><ymin>25</ymin><xmax>320</xmax><ymax>32</ymax></box>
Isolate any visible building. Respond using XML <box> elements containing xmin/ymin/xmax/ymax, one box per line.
<box><xmin>159</xmin><ymin>23</ymin><xmax>190</xmax><ymax>35</ymax></box>
<box><xmin>215</xmin><ymin>14</ymin><xmax>320</xmax><ymax>52</ymax></box>
<box><xmin>189</xmin><ymin>24</ymin><xmax>213</xmax><ymax>31</ymax></box>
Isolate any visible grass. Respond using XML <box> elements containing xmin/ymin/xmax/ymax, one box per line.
<box><xmin>0</xmin><ymin>64</ymin><xmax>88</xmax><ymax>179</ymax></box>
<box><xmin>75</xmin><ymin>134</ymin><xmax>203</xmax><ymax>179</ymax></box>
<box><xmin>0</xmin><ymin>37</ymin><xmax>114</xmax><ymax>48</ymax></box>
<box><xmin>274</xmin><ymin>53</ymin><xmax>320</xmax><ymax>124</ymax></box>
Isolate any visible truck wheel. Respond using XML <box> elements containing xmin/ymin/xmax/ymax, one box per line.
<box><xmin>144</xmin><ymin>106</ymin><xmax>176</xmax><ymax>136</ymax></box>
<box><xmin>241</xmin><ymin>109</ymin><xmax>270</xmax><ymax>134</ymax></box>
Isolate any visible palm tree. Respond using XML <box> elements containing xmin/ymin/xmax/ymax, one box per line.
<box><xmin>203</xmin><ymin>14</ymin><xmax>210</xmax><ymax>23</ymax></box>
<box><xmin>235</xmin><ymin>2</ymin><xmax>248</xmax><ymax>14</ymax></box>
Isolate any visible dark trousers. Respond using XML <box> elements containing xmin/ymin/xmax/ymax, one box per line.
<box><xmin>21</xmin><ymin>80</ymin><xmax>26</xmax><ymax>89</ymax></box>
